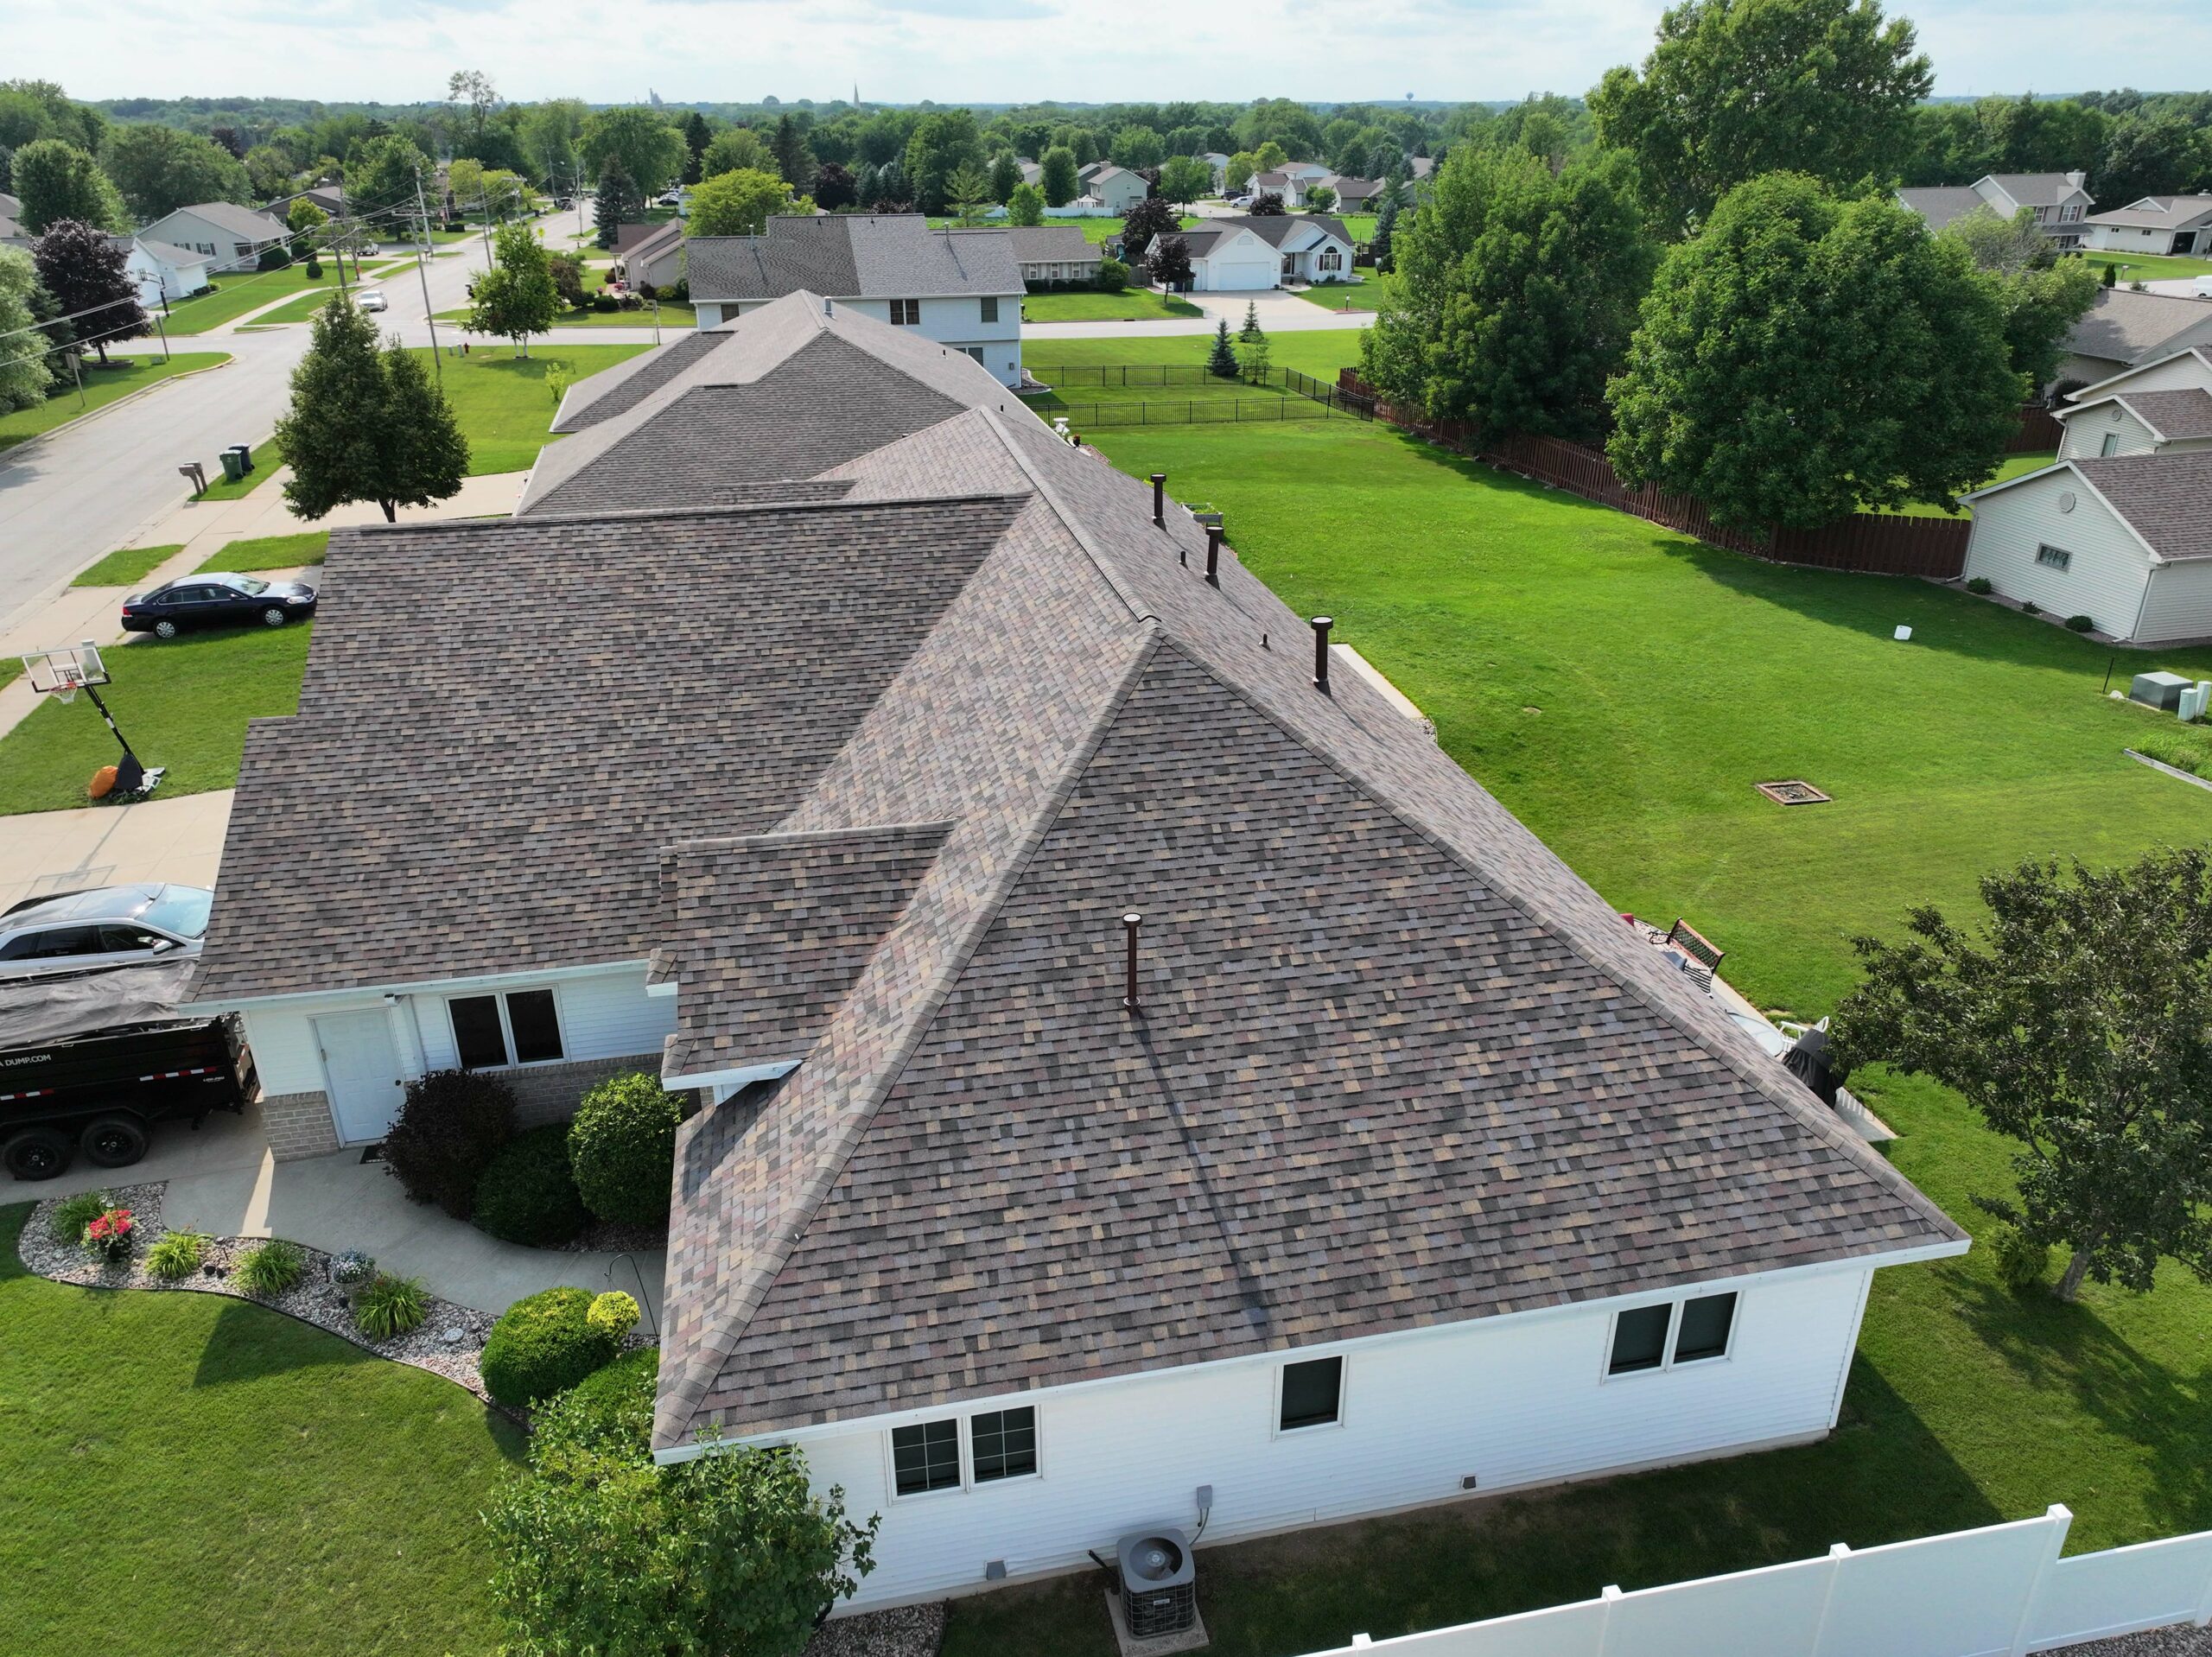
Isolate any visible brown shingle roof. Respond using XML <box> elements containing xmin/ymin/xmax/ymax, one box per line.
<box><xmin>2073</xmin><ymin>449</ymin><xmax>2212</xmax><ymax>560</ymax></box>
<box><xmin>2064</xmin><ymin>289</ymin><xmax>2212</xmax><ymax>367</ymax></box>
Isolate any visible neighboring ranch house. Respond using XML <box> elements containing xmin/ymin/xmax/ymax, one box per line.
<box><xmin>1005</xmin><ymin>225</ymin><xmax>1098</xmax><ymax>287</ymax></box>
<box><xmin>2084</xmin><ymin>194</ymin><xmax>2212</xmax><ymax>257</ymax></box>
<box><xmin>2055</xmin><ymin>346</ymin><xmax>2212</xmax><ymax>460</ymax></box>
<box><xmin>683</xmin><ymin>214</ymin><xmax>1024</xmax><ymax>386</ymax></box>
<box><xmin>613</xmin><ymin>219</ymin><xmax>685</xmax><ymax>291</ymax></box>
<box><xmin>1201</xmin><ymin>151</ymin><xmax>1231</xmax><ymax>190</ymax></box>
<box><xmin>1961</xmin><ymin>451</ymin><xmax>2212</xmax><ymax>642</ymax></box>
<box><xmin>189</xmin><ymin>290</ymin><xmax>1964</xmax><ymax>1616</ymax></box>
<box><xmin>2056</xmin><ymin>289</ymin><xmax>2212</xmax><ymax>391</ymax></box>
<box><xmin>1083</xmin><ymin>164</ymin><xmax>1149</xmax><ymax>215</ymax></box>
<box><xmin>116</xmin><ymin>236</ymin><xmax>213</xmax><ymax>304</ymax></box>
<box><xmin>1322</xmin><ymin>175</ymin><xmax>1387</xmax><ymax>211</ymax></box>
<box><xmin>261</xmin><ymin>184</ymin><xmax>346</xmax><ymax>223</ymax></box>
<box><xmin>0</xmin><ymin>189</ymin><xmax>28</xmax><ymax>251</ymax></box>
<box><xmin>1897</xmin><ymin>172</ymin><xmax>2094</xmax><ymax>247</ymax></box>
<box><xmin>137</xmin><ymin>200</ymin><xmax>289</xmax><ymax>273</ymax></box>
<box><xmin>1155</xmin><ymin>214</ymin><xmax>1355</xmax><ymax>289</ymax></box>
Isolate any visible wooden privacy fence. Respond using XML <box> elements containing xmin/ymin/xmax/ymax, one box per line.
<box><xmin>1302</xmin><ymin>1506</ymin><xmax>2212</xmax><ymax>1657</ymax></box>
<box><xmin>1338</xmin><ymin>371</ymin><xmax>1973</xmax><ymax>581</ymax></box>
<box><xmin>2010</xmin><ymin>403</ymin><xmax>2065</xmax><ymax>453</ymax></box>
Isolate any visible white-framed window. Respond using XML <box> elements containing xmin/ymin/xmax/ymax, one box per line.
<box><xmin>1319</xmin><ymin>249</ymin><xmax>1343</xmax><ymax>271</ymax></box>
<box><xmin>1605</xmin><ymin>1290</ymin><xmax>1738</xmax><ymax>1377</ymax></box>
<box><xmin>961</xmin><ymin>346</ymin><xmax>985</xmax><ymax>365</ymax></box>
<box><xmin>1275</xmin><ymin>1354</ymin><xmax>1344</xmax><ymax>1432</ymax></box>
<box><xmin>980</xmin><ymin>295</ymin><xmax>999</xmax><ymax>322</ymax></box>
<box><xmin>889</xmin><ymin>298</ymin><xmax>920</xmax><ymax>325</ymax></box>
<box><xmin>2036</xmin><ymin>543</ymin><xmax>2074</xmax><ymax>571</ymax></box>
<box><xmin>447</xmin><ymin>987</ymin><xmax>565</xmax><ymax>1070</ymax></box>
<box><xmin>888</xmin><ymin>1404</ymin><xmax>1041</xmax><ymax>1495</ymax></box>
<box><xmin>2100</xmin><ymin>433</ymin><xmax>2120</xmax><ymax>457</ymax></box>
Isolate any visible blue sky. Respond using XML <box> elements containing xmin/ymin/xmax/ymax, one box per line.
<box><xmin>10</xmin><ymin>0</ymin><xmax>2208</xmax><ymax>105</ymax></box>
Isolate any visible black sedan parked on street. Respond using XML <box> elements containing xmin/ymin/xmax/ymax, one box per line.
<box><xmin>122</xmin><ymin>574</ymin><xmax>318</xmax><ymax>638</ymax></box>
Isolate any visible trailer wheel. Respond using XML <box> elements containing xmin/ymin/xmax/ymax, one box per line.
<box><xmin>80</xmin><ymin>1116</ymin><xmax>149</xmax><ymax>1169</ymax></box>
<box><xmin>3</xmin><ymin>1128</ymin><xmax>72</xmax><ymax>1181</ymax></box>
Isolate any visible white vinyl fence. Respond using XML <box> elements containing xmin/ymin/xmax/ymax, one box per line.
<box><xmin>1312</xmin><ymin>1508</ymin><xmax>2212</xmax><ymax>1657</ymax></box>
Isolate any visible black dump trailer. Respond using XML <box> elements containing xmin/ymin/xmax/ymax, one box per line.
<box><xmin>1</xmin><ymin>961</ymin><xmax>247</xmax><ymax>1180</ymax></box>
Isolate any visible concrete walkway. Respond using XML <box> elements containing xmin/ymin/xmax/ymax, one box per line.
<box><xmin>32</xmin><ymin>1100</ymin><xmax>666</xmax><ymax>1324</ymax></box>
<box><xmin>0</xmin><ymin>788</ymin><xmax>232</xmax><ymax>911</ymax></box>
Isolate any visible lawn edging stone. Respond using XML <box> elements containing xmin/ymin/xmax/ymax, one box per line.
<box><xmin>17</xmin><ymin>1178</ymin><xmax>502</xmax><ymax>1400</ymax></box>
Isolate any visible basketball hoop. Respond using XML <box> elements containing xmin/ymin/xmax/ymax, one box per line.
<box><xmin>19</xmin><ymin>641</ymin><xmax>161</xmax><ymax>799</ymax></box>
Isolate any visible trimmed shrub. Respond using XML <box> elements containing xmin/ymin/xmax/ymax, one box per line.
<box><xmin>474</xmin><ymin>1124</ymin><xmax>590</xmax><ymax>1247</ymax></box>
<box><xmin>1094</xmin><ymin>257</ymin><xmax>1128</xmax><ymax>294</ymax></box>
<box><xmin>530</xmin><ymin>1346</ymin><xmax>658</xmax><ymax>1466</ymax></box>
<box><xmin>49</xmin><ymin>1189</ymin><xmax>111</xmax><ymax>1247</ymax></box>
<box><xmin>2021</xmin><ymin>600</ymin><xmax>2041</xmax><ymax>616</ymax></box>
<box><xmin>480</xmin><ymin>1286</ymin><xmax>618</xmax><ymax>1406</ymax></box>
<box><xmin>1965</xmin><ymin>576</ymin><xmax>1993</xmax><ymax>595</ymax></box>
<box><xmin>356</xmin><ymin>1273</ymin><xmax>430</xmax><ymax>1338</ymax></box>
<box><xmin>2065</xmin><ymin>614</ymin><xmax>2095</xmax><ymax>632</ymax></box>
<box><xmin>145</xmin><ymin>1229</ymin><xmax>209</xmax><ymax>1281</ymax></box>
<box><xmin>1992</xmin><ymin>1224</ymin><xmax>2053</xmax><ymax>1294</ymax></box>
<box><xmin>588</xmin><ymin>1290</ymin><xmax>640</xmax><ymax>1342</ymax></box>
<box><xmin>569</xmin><ymin>1073</ymin><xmax>684</xmax><ymax>1228</ymax></box>
<box><xmin>382</xmin><ymin>1069</ymin><xmax>517</xmax><ymax>1218</ymax></box>
<box><xmin>233</xmin><ymin>1237</ymin><xmax>306</xmax><ymax>1296</ymax></box>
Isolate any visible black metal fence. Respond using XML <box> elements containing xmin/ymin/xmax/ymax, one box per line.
<box><xmin>1026</xmin><ymin>364</ymin><xmax>1373</xmax><ymax>422</ymax></box>
<box><xmin>1047</xmin><ymin>397</ymin><xmax>1358</xmax><ymax>428</ymax></box>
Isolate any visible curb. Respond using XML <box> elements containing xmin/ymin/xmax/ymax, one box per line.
<box><xmin>2123</xmin><ymin>749</ymin><xmax>2212</xmax><ymax>793</ymax></box>
<box><xmin>0</xmin><ymin>353</ymin><xmax>235</xmax><ymax>470</ymax></box>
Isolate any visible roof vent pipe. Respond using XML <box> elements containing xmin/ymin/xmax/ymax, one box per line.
<box><xmin>1122</xmin><ymin>912</ymin><xmax>1143</xmax><ymax>1011</ymax></box>
<box><xmin>1312</xmin><ymin>616</ymin><xmax>1333</xmax><ymax>694</ymax></box>
<box><xmin>1205</xmin><ymin>524</ymin><xmax>1224</xmax><ymax>586</ymax></box>
<box><xmin>823</xmin><ymin>297</ymin><xmax>833</xmax><ymax>316</ymax></box>
<box><xmin>1150</xmin><ymin>473</ymin><xmax>1166</xmax><ymax>528</ymax></box>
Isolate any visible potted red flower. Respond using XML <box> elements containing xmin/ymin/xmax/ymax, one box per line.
<box><xmin>82</xmin><ymin>1207</ymin><xmax>137</xmax><ymax>1263</ymax></box>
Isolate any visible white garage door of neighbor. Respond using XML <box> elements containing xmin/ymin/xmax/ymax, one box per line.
<box><xmin>315</xmin><ymin>1008</ymin><xmax>404</xmax><ymax>1144</ymax></box>
<box><xmin>1204</xmin><ymin>252</ymin><xmax>1282</xmax><ymax>290</ymax></box>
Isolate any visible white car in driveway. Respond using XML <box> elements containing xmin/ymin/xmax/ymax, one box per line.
<box><xmin>0</xmin><ymin>885</ymin><xmax>212</xmax><ymax>981</ymax></box>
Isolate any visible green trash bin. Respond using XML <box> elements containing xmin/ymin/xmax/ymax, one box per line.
<box><xmin>218</xmin><ymin>448</ymin><xmax>246</xmax><ymax>484</ymax></box>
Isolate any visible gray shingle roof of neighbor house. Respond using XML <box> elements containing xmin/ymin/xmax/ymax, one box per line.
<box><xmin>148</xmin><ymin>200</ymin><xmax>288</xmax><ymax>241</ymax></box>
<box><xmin>685</xmin><ymin>213</ymin><xmax>1021</xmax><ymax>302</ymax></box>
<box><xmin>1986</xmin><ymin>172</ymin><xmax>2090</xmax><ymax>206</ymax></box>
<box><xmin>2063</xmin><ymin>289</ymin><xmax>2212</xmax><ymax>367</ymax></box>
<box><xmin>646</xmin><ymin>328</ymin><xmax>1965</xmax><ymax>1449</ymax></box>
<box><xmin>1896</xmin><ymin>186</ymin><xmax>1988</xmax><ymax>232</ymax></box>
<box><xmin>2071</xmin><ymin>449</ymin><xmax>2212</xmax><ymax>560</ymax></box>
<box><xmin>185</xmin><ymin>287</ymin><xmax>1964</xmax><ymax>1455</ymax></box>
<box><xmin>2087</xmin><ymin>194</ymin><xmax>2212</xmax><ymax>231</ymax></box>
<box><xmin>114</xmin><ymin>235</ymin><xmax>207</xmax><ymax>267</ymax></box>
<box><xmin>1001</xmin><ymin>225</ymin><xmax>1096</xmax><ymax>263</ymax></box>
<box><xmin>2064</xmin><ymin>388</ymin><xmax>2212</xmax><ymax>441</ymax></box>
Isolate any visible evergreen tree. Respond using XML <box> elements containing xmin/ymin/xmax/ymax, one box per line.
<box><xmin>1239</xmin><ymin>302</ymin><xmax>1263</xmax><ymax>343</ymax></box>
<box><xmin>680</xmin><ymin>111</ymin><xmax>711</xmax><ymax>186</ymax></box>
<box><xmin>1039</xmin><ymin>146</ymin><xmax>1078</xmax><ymax>207</ymax></box>
<box><xmin>594</xmin><ymin>156</ymin><xmax>641</xmax><ymax>249</ymax></box>
<box><xmin>988</xmin><ymin>151</ymin><xmax>1021</xmax><ymax>205</ymax></box>
<box><xmin>771</xmin><ymin>113</ymin><xmax>813</xmax><ymax>193</ymax></box>
<box><xmin>276</xmin><ymin>297</ymin><xmax>468</xmax><ymax>524</ymax></box>
<box><xmin>467</xmin><ymin>221</ymin><xmax>558</xmax><ymax>357</ymax></box>
<box><xmin>32</xmin><ymin>220</ymin><xmax>145</xmax><ymax>364</ymax></box>
<box><xmin>1205</xmin><ymin>318</ymin><xmax>1238</xmax><ymax>379</ymax></box>
<box><xmin>1371</xmin><ymin>193</ymin><xmax>1399</xmax><ymax>272</ymax></box>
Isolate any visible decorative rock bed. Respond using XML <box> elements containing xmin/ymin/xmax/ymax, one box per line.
<box><xmin>19</xmin><ymin>1179</ymin><xmax>500</xmax><ymax>1398</ymax></box>
<box><xmin>804</xmin><ymin>1601</ymin><xmax>948</xmax><ymax>1657</ymax></box>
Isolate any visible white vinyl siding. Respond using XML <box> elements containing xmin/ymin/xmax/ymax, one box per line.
<box><xmin>2134</xmin><ymin>558</ymin><xmax>2212</xmax><ymax>644</ymax></box>
<box><xmin>1963</xmin><ymin>473</ymin><xmax>2153</xmax><ymax>638</ymax></box>
<box><xmin>788</xmin><ymin>1266</ymin><xmax>1876</xmax><ymax>1612</ymax></box>
<box><xmin>2059</xmin><ymin>403</ymin><xmax>2159</xmax><ymax>459</ymax></box>
<box><xmin>712</xmin><ymin>295</ymin><xmax>1023</xmax><ymax>388</ymax></box>
<box><xmin>2074</xmin><ymin>353</ymin><xmax>2212</xmax><ymax>402</ymax></box>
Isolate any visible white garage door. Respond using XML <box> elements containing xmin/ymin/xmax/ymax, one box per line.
<box><xmin>1201</xmin><ymin>250</ymin><xmax>1282</xmax><ymax>290</ymax></box>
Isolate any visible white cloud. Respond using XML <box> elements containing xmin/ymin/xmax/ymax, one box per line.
<box><xmin>6</xmin><ymin>0</ymin><xmax>2206</xmax><ymax>105</ymax></box>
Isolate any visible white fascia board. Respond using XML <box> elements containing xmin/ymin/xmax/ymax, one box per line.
<box><xmin>1958</xmin><ymin>458</ymin><xmax>2075</xmax><ymax>505</ymax></box>
<box><xmin>184</xmin><ymin>955</ymin><xmax>653</xmax><ymax>1017</ymax></box>
<box><xmin>661</xmin><ymin>1056</ymin><xmax>800</xmax><ymax>1092</ymax></box>
<box><xmin>650</xmin><ymin>1235</ymin><xmax>1968</xmax><ymax>1465</ymax></box>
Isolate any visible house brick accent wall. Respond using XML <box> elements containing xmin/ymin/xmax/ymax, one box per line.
<box><xmin>505</xmin><ymin>1052</ymin><xmax>671</xmax><ymax>1129</ymax></box>
<box><xmin>262</xmin><ymin>1090</ymin><xmax>340</xmax><ymax>1161</ymax></box>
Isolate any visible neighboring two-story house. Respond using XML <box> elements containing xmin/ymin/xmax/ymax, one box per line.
<box><xmin>684</xmin><ymin>214</ymin><xmax>1025</xmax><ymax>386</ymax></box>
<box><xmin>1897</xmin><ymin>172</ymin><xmax>2094</xmax><ymax>248</ymax></box>
<box><xmin>1082</xmin><ymin>164</ymin><xmax>1149</xmax><ymax>215</ymax></box>
<box><xmin>136</xmin><ymin>200</ymin><xmax>289</xmax><ymax>272</ymax></box>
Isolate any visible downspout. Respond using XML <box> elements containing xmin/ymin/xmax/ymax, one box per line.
<box><xmin>2128</xmin><ymin>559</ymin><xmax>2160</xmax><ymax>645</ymax></box>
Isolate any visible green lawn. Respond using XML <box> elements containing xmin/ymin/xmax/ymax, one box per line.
<box><xmin>1294</xmin><ymin>274</ymin><xmax>1396</xmax><ymax>313</ymax></box>
<box><xmin>0</xmin><ymin>621</ymin><xmax>311</xmax><ymax>813</ymax></box>
<box><xmin>69</xmin><ymin>543</ymin><xmax>184</xmax><ymax>588</ymax></box>
<box><xmin>193</xmin><ymin>435</ymin><xmax>284</xmax><ymax>500</ymax></box>
<box><xmin>244</xmin><ymin>288</ymin><xmax>342</xmax><ymax>327</ymax></box>
<box><xmin>0</xmin><ymin>354</ymin><xmax>229</xmax><ymax>451</ymax></box>
<box><xmin>1337</xmin><ymin>213</ymin><xmax>1379</xmax><ymax>243</ymax></box>
<box><xmin>0</xmin><ymin>1203</ymin><xmax>524</xmax><ymax>1655</ymax></box>
<box><xmin>935</xmin><ymin>409</ymin><xmax>2212</xmax><ymax>1656</ymax></box>
<box><xmin>2079</xmin><ymin>251</ymin><xmax>2212</xmax><ymax>284</ymax></box>
<box><xmin>158</xmin><ymin>264</ymin><xmax>381</xmax><ymax>334</ymax></box>
<box><xmin>404</xmin><ymin>343</ymin><xmax>652</xmax><ymax>474</ymax></box>
<box><xmin>930</xmin><ymin>214</ymin><xmax>1198</xmax><ymax>244</ymax></box>
<box><xmin>1884</xmin><ymin>450</ymin><xmax>2060</xmax><ymax>517</ymax></box>
<box><xmin>1026</xmin><ymin>331</ymin><xmax>1368</xmax><ymax>382</ymax></box>
<box><xmin>198</xmin><ymin>530</ymin><xmax>329</xmax><ymax>573</ymax></box>
<box><xmin>1021</xmin><ymin>289</ymin><xmax>1204</xmax><ymax>322</ymax></box>
<box><xmin>435</xmin><ymin>301</ymin><xmax>700</xmax><ymax>329</ymax></box>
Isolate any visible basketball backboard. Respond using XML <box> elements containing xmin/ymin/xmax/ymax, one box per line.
<box><xmin>21</xmin><ymin>641</ymin><xmax>110</xmax><ymax>704</ymax></box>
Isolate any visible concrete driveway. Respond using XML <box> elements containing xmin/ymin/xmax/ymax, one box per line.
<box><xmin>0</xmin><ymin>790</ymin><xmax>232</xmax><ymax>913</ymax></box>
<box><xmin>26</xmin><ymin>1098</ymin><xmax>667</xmax><ymax>1324</ymax></box>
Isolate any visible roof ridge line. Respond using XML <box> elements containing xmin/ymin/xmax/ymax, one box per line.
<box><xmin>350</xmin><ymin>490</ymin><xmax>1034</xmax><ymax>536</ymax></box>
<box><xmin>661</xmin><ymin>624</ymin><xmax>1167</xmax><ymax>1441</ymax></box>
<box><xmin>1144</xmin><ymin>634</ymin><xmax>1936</xmax><ymax>1203</ymax></box>
<box><xmin>979</xmin><ymin>407</ymin><xmax>1156</xmax><ymax>623</ymax></box>
<box><xmin>661</xmin><ymin>820</ymin><xmax>957</xmax><ymax>862</ymax></box>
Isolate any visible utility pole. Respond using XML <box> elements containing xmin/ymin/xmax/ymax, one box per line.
<box><xmin>475</xmin><ymin>185</ymin><xmax>496</xmax><ymax>264</ymax></box>
<box><xmin>413</xmin><ymin>168</ymin><xmax>444</xmax><ymax>386</ymax></box>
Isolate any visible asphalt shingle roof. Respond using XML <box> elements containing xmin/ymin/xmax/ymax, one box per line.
<box><xmin>2074</xmin><ymin>449</ymin><xmax>2212</xmax><ymax>560</ymax></box>
<box><xmin>1897</xmin><ymin>186</ymin><xmax>1987</xmax><ymax>231</ymax></box>
<box><xmin>2118</xmin><ymin>389</ymin><xmax>2212</xmax><ymax>440</ymax></box>
<box><xmin>149</xmin><ymin>200</ymin><xmax>285</xmax><ymax>241</ymax></box>
<box><xmin>1987</xmin><ymin>172</ymin><xmax>2089</xmax><ymax>206</ymax></box>
<box><xmin>686</xmin><ymin>214</ymin><xmax>1020</xmax><ymax>302</ymax></box>
<box><xmin>1002</xmin><ymin>226</ymin><xmax>1096</xmax><ymax>263</ymax></box>
<box><xmin>2065</xmin><ymin>289</ymin><xmax>2212</xmax><ymax>367</ymax></box>
<box><xmin>2087</xmin><ymin>194</ymin><xmax>2212</xmax><ymax>231</ymax></box>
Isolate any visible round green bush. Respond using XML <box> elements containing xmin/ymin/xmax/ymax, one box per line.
<box><xmin>480</xmin><ymin>1286</ymin><xmax>618</xmax><ymax>1406</ymax></box>
<box><xmin>1965</xmin><ymin>576</ymin><xmax>1993</xmax><ymax>595</ymax></box>
<box><xmin>382</xmin><ymin>1068</ymin><xmax>517</xmax><ymax>1219</ymax></box>
<box><xmin>473</xmin><ymin>1124</ymin><xmax>589</xmax><ymax>1247</ymax></box>
<box><xmin>588</xmin><ymin>1289</ymin><xmax>640</xmax><ymax>1341</ymax></box>
<box><xmin>1992</xmin><ymin>1223</ymin><xmax>2053</xmax><ymax>1294</ymax></box>
<box><xmin>2065</xmin><ymin>614</ymin><xmax>2095</xmax><ymax>633</ymax></box>
<box><xmin>531</xmin><ymin>1346</ymin><xmax>658</xmax><ymax>1466</ymax></box>
<box><xmin>568</xmin><ymin>1073</ymin><xmax>684</xmax><ymax>1228</ymax></box>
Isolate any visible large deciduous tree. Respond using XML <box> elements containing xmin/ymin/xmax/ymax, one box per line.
<box><xmin>902</xmin><ymin>109</ymin><xmax>986</xmax><ymax>214</ymax></box>
<box><xmin>344</xmin><ymin>134</ymin><xmax>431</xmax><ymax>221</ymax></box>
<box><xmin>0</xmin><ymin>247</ymin><xmax>54</xmax><ymax>410</ymax></box>
<box><xmin>580</xmin><ymin>107</ymin><xmax>686</xmax><ymax>197</ymax></box>
<box><xmin>685</xmin><ymin>168</ymin><xmax>793</xmax><ymax>237</ymax></box>
<box><xmin>813</xmin><ymin>162</ymin><xmax>857</xmax><ymax>212</ymax></box>
<box><xmin>1158</xmin><ymin>155</ymin><xmax>1211</xmax><ymax>206</ymax></box>
<box><xmin>1039</xmin><ymin>145</ymin><xmax>1079</xmax><ymax>208</ymax></box>
<box><xmin>276</xmin><ymin>296</ymin><xmax>467</xmax><ymax>523</ymax></box>
<box><xmin>1834</xmin><ymin>849</ymin><xmax>2212</xmax><ymax>1303</ymax></box>
<box><xmin>1362</xmin><ymin>146</ymin><xmax>1654</xmax><ymax>447</ymax></box>
<box><xmin>32</xmin><ymin>220</ymin><xmax>145</xmax><ymax>363</ymax></box>
<box><xmin>1938</xmin><ymin>206</ymin><xmax>2101</xmax><ymax>391</ymax></box>
<box><xmin>1606</xmin><ymin>173</ymin><xmax>2021</xmax><ymax>530</ymax></box>
<box><xmin>105</xmin><ymin>124</ymin><xmax>251</xmax><ymax>224</ymax></box>
<box><xmin>1589</xmin><ymin>0</ymin><xmax>1933</xmax><ymax>236</ymax></box>
<box><xmin>1120</xmin><ymin>194</ymin><xmax>1179</xmax><ymax>265</ymax></box>
<box><xmin>2095</xmin><ymin>113</ymin><xmax>2209</xmax><ymax>207</ymax></box>
<box><xmin>1150</xmin><ymin>234</ymin><xmax>1192</xmax><ymax>290</ymax></box>
<box><xmin>1006</xmin><ymin>181</ymin><xmax>1046</xmax><ymax>226</ymax></box>
<box><xmin>11</xmin><ymin>139</ymin><xmax>125</xmax><ymax>233</ymax></box>
<box><xmin>702</xmin><ymin>126</ymin><xmax>771</xmax><ymax>179</ymax></box>
<box><xmin>467</xmin><ymin>221</ymin><xmax>558</xmax><ymax>355</ymax></box>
